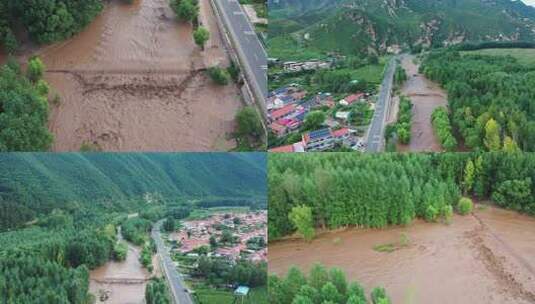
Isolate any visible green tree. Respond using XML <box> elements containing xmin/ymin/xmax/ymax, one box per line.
<box><xmin>207</xmin><ymin>66</ymin><xmax>230</xmax><ymax>85</ymax></box>
<box><xmin>163</xmin><ymin>217</ymin><xmax>175</xmax><ymax>232</ymax></box>
<box><xmin>193</xmin><ymin>27</ymin><xmax>209</xmax><ymax>51</ymax></box>
<box><xmin>302</xmin><ymin>111</ymin><xmax>326</xmax><ymax>131</ymax></box>
<box><xmin>171</xmin><ymin>0</ymin><xmax>199</xmax><ymax>22</ymax></box>
<box><xmin>209</xmin><ymin>235</ymin><xmax>217</xmax><ymax>248</ymax></box>
<box><xmin>113</xmin><ymin>242</ymin><xmax>128</xmax><ymax>261</ymax></box>
<box><xmin>484</xmin><ymin>118</ymin><xmax>501</xmax><ymax>151</ymax></box>
<box><xmin>458</xmin><ymin>197</ymin><xmax>473</xmax><ymax>215</ymax></box>
<box><xmin>26</xmin><ymin>57</ymin><xmax>45</xmax><ymax>83</ymax></box>
<box><xmin>236</xmin><ymin>106</ymin><xmax>263</xmax><ymax>139</ymax></box>
<box><xmin>289</xmin><ymin>205</ymin><xmax>315</xmax><ymax>241</ymax></box>
<box><xmin>503</xmin><ymin>136</ymin><xmax>520</xmax><ymax>152</ymax></box>
<box><xmin>463</xmin><ymin>160</ymin><xmax>475</xmax><ymax>195</ymax></box>
<box><xmin>3</xmin><ymin>29</ymin><xmax>18</xmax><ymax>54</ymax></box>
<box><xmin>309</xmin><ymin>264</ymin><xmax>329</xmax><ymax>291</ymax></box>
<box><xmin>321</xmin><ymin>282</ymin><xmax>342</xmax><ymax>303</ymax></box>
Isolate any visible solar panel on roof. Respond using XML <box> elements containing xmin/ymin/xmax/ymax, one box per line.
<box><xmin>309</xmin><ymin>128</ymin><xmax>331</xmax><ymax>140</ymax></box>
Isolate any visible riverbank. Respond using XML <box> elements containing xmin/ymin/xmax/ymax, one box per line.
<box><xmin>269</xmin><ymin>205</ymin><xmax>535</xmax><ymax>304</ymax></box>
<box><xmin>396</xmin><ymin>54</ymin><xmax>448</xmax><ymax>152</ymax></box>
<box><xmin>4</xmin><ymin>0</ymin><xmax>242</xmax><ymax>152</ymax></box>
<box><xmin>89</xmin><ymin>225</ymin><xmax>158</xmax><ymax>304</ymax></box>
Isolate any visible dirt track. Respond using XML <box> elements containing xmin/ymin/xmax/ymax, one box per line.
<box><xmin>33</xmin><ymin>0</ymin><xmax>241</xmax><ymax>151</ymax></box>
<box><xmin>269</xmin><ymin>206</ymin><xmax>535</xmax><ymax>304</ymax></box>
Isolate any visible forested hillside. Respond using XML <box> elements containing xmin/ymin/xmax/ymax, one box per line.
<box><xmin>0</xmin><ymin>153</ymin><xmax>266</xmax><ymax>230</ymax></box>
<box><xmin>420</xmin><ymin>49</ymin><xmax>535</xmax><ymax>152</ymax></box>
<box><xmin>0</xmin><ymin>153</ymin><xmax>265</xmax><ymax>303</ymax></box>
<box><xmin>269</xmin><ymin>0</ymin><xmax>535</xmax><ymax>59</ymax></box>
<box><xmin>268</xmin><ymin>153</ymin><xmax>535</xmax><ymax>240</ymax></box>
<box><xmin>0</xmin><ymin>0</ymin><xmax>103</xmax><ymax>52</ymax></box>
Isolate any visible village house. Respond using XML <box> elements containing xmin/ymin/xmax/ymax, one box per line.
<box><xmin>302</xmin><ymin>128</ymin><xmax>335</xmax><ymax>152</ymax></box>
<box><xmin>335</xmin><ymin>111</ymin><xmax>351</xmax><ymax>121</ymax></box>
<box><xmin>267</xmin><ymin>85</ymin><xmax>307</xmax><ymax>110</ymax></box>
<box><xmin>269</xmin><ymin>104</ymin><xmax>298</xmax><ymax>122</ymax></box>
<box><xmin>269</xmin><ymin>141</ymin><xmax>305</xmax><ymax>153</ymax></box>
<box><xmin>282</xmin><ymin>60</ymin><xmax>332</xmax><ymax>72</ymax></box>
<box><xmin>339</xmin><ymin>93</ymin><xmax>365</xmax><ymax>106</ymax></box>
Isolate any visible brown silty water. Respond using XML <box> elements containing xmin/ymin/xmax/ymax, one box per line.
<box><xmin>31</xmin><ymin>0</ymin><xmax>240</xmax><ymax>151</ymax></box>
<box><xmin>398</xmin><ymin>54</ymin><xmax>448</xmax><ymax>152</ymax></box>
<box><xmin>89</xmin><ymin>230</ymin><xmax>151</xmax><ymax>303</ymax></box>
<box><xmin>269</xmin><ymin>206</ymin><xmax>535</xmax><ymax>304</ymax></box>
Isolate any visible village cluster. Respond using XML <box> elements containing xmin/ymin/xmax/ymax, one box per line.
<box><xmin>267</xmin><ymin>82</ymin><xmax>375</xmax><ymax>152</ymax></box>
<box><xmin>169</xmin><ymin>211</ymin><xmax>267</xmax><ymax>262</ymax></box>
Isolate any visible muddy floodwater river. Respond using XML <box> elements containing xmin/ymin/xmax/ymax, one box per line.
<box><xmin>397</xmin><ymin>54</ymin><xmax>448</xmax><ymax>152</ymax></box>
<box><xmin>269</xmin><ymin>206</ymin><xmax>535</xmax><ymax>304</ymax></box>
<box><xmin>89</xmin><ymin>229</ymin><xmax>150</xmax><ymax>303</ymax></box>
<box><xmin>24</xmin><ymin>0</ymin><xmax>241</xmax><ymax>151</ymax></box>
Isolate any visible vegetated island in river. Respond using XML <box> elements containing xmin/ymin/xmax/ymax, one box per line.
<box><xmin>268</xmin><ymin>152</ymin><xmax>535</xmax><ymax>304</ymax></box>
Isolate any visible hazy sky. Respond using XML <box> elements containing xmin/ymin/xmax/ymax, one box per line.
<box><xmin>522</xmin><ymin>0</ymin><xmax>535</xmax><ymax>6</ymax></box>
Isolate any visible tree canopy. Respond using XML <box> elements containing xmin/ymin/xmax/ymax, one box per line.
<box><xmin>421</xmin><ymin>50</ymin><xmax>535</xmax><ymax>151</ymax></box>
<box><xmin>269</xmin><ymin>153</ymin><xmax>535</xmax><ymax>240</ymax></box>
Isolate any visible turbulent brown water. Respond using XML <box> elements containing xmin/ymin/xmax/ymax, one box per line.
<box><xmin>29</xmin><ymin>0</ymin><xmax>240</xmax><ymax>151</ymax></box>
<box><xmin>398</xmin><ymin>54</ymin><xmax>448</xmax><ymax>152</ymax></box>
<box><xmin>269</xmin><ymin>206</ymin><xmax>535</xmax><ymax>304</ymax></box>
<box><xmin>89</xmin><ymin>230</ymin><xmax>151</xmax><ymax>304</ymax></box>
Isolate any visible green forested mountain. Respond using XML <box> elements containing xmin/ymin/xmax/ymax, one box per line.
<box><xmin>0</xmin><ymin>153</ymin><xmax>266</xmax><ymax>230</ymax></box>
<box><xmin>269</xmin><ymin>0</ymin><xmax>535</xmax><ymax>59</ymax></box>
<box><xmin>268</xmin><ymin>153</ymin><xmax>535</xmax><ymax>240</ymax></box>
<box><xmin>0</xmin><ymin>153</ymin><xmax>265</xmax><ymax>303</ymax></box>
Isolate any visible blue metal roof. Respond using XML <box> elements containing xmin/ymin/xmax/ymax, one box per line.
<box><xmin>309</xmin><ymin>128</ymin><xmax>331</xmax><ymax>140</ymax></box>
<box><xmin>234</xmin><ymin>286</ymin><xmax>250</xmax><ymax>296</ymax></box>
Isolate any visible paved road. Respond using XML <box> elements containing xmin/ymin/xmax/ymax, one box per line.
<box><xmin>213</xmin><ymin>0</ymin><xmax>268</xmax><ymax>102</ymax></box>
<box><xmin>152</xmin><ymin>220</ymin><xmax>194</xmax><ymax>304</ymax></box>
<box><xmin>366</xmin><ymin>57</ymin><xmax>397</xmax><ymax>152</ymax></box>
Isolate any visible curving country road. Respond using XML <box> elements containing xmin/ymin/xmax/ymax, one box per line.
<box><xmin>366</xmin><ymin>57</ymin><xmax>397</xmax><ymax>153</ymax></box>
<box><xmin>152</xmin><ymin>220</ymin><xmax>194</xmax><ymax>304</ymax></box>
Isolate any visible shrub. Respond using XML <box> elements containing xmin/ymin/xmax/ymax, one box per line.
<box><xmin>26</xmin><ymin>57</ymin><xmax>45</xmax><ymax>83</ymax></box>
<box><xmin>458</xmin><ymin>197</ymin><xmax>473</xmax><ymax>215</ymax></box>
<box><xmin>207</xmin><ymin>66</ymin><xmax>230</xmax><ymax>85</ymax></box>
<box><xmin>424</xmin><ymin>205</ymin><xmax>438</xmax><ymax>222</ymax></box>
<box><xmin>441</xmin><ymin>205</ymin><xmax>453</xmax><ymax>224</ymax></box>
<box><xmin>193</xmin><ymin>27</ymin><xmax>209</xmax><ymax>50</ymax></box>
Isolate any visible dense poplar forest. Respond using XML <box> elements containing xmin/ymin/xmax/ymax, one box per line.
<box><xmin>0</xmin><ymin>0</ymin><xmax>103</xmax><ymax>51</ymax></box>
<box><xmin>269</xmin><ymin>264</ymin><xmax>390</xmax><ymax>304</ymax></box>
<box><xmin>0</xmin><ymin>59</ymin><xmax>54</xmax><ymax>152</ymax></box>
<box><xmin>420</xmin><ymin>50</ymin><xmax>535</xmax><ymax>151</ymax></box>
<box><xmin>0</xmin><ymin>153</ymin><xmax>266</xmax><ymax>303</ymax></box>
<box><xmin>268</xmin><ymin>153</ymin><xmax>535</xmax><ymax>240</ymax></box>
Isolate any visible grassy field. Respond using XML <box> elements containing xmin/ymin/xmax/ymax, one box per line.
<box><xmin>194</xmin><ymin>287</ymin><xmax>268</xmax><ymax>304</ymax></box>
<box><xmin>462</xmin><ymin>48</ymin><xmax>535</xmax><ymax>65</ymax></box>
<box><xmin>268</xmin><ymin>35</ymin><xmax>325</xmax><ymax>61</ymax></box>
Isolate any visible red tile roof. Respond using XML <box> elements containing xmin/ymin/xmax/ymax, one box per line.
<box><xmin>332</xmin><ymin>128</ymin><xmax>349</xmax><ymax>138</ymax></box>
<box><xmin>270</xmin><ymin>104</ymin><xmax>296</xmax><ymax>120</ymax></box>
<box><xmin>269</xmin><ymin>144</ymin><xmax>295</xmax><ymax>153</ymax></box>
<box><xmin>344</xmin><ymin>93</ymin><xmax>365</xmax><ymax>104</ymax></box>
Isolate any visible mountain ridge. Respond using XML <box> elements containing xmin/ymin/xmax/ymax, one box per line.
<box><xmin>269</xmin><ymin>0</ymin><xmax>535</xmax><ymax>57</ymax></box>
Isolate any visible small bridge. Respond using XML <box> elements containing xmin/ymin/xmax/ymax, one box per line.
<box><xmin>91</xmin><ymin>278</ymin><xmax>149</xmax><ymax>285</ymax></box>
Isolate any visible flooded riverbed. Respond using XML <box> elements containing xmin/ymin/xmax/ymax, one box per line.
<box><xmin>89</xmin><ymin>228</ymin><xmax>151</xmax><ymax>304</ymax></box>
<box><xmin>269</xmin><ymin>206</ymin><xmax>535</xmax><ymax>304</ymax></box>
<box><xmin>398</xmin><ymin>54</ymin><xmax>448</xmax><ymax>152</ymax></box>
<box><xmin>28</xmin><ymin>0</ymin><xmax>241</xmax><ymax>151</ymax></box>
